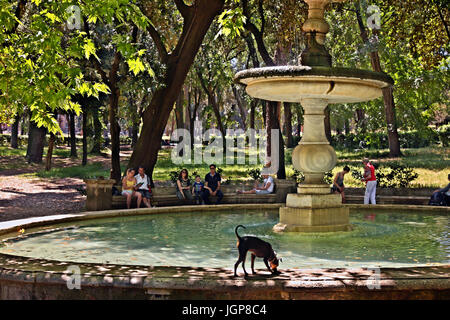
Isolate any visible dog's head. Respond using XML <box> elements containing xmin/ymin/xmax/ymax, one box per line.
<box><xmin>269</xmin><ymin>252</ymin><xmax>282</xmax><ymax>272</ymax></box>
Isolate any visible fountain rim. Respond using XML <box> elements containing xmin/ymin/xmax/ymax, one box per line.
<box><xmin>0</xmin><ymin>204</ymin><xmax>448</xmax><ymax>299</ymax></box>
<box><xmin>234</xmin><ymin>66</ymin><xmax>394</xmax><ymax>88</ymax></box>
<box><xmin>0</xmin><ymin>203</ymin><xmax>449</xmax><ymax>265</ymax></box>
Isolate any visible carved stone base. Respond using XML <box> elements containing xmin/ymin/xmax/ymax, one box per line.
<box><xmin>274</xmin><ymin>193</ymin><xmax>351</xmax><ymax>233</ymax></box>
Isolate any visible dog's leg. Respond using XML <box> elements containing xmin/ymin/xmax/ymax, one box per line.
<box><xmin>234</xmin><ymin>255</ymin><xmax>243</xmax><ymax>277</ymax></box>
<box><xmin>251</xmin><ymin>254</ymin><xmax>256</xmax><ymax>274</ymax></box>
<box><xmin>241</xmin><ymin>250</ymin><xmax>249</xmax><ymax>277</ymax></box>
<box><xmin>263</xmin><ymin>258</ymin><xmax>272</xmax><ymax>273</ymax></box>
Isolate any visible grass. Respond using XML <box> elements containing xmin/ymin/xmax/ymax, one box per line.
<box><xmin>1</xmin><ymin>144</ymin><xmax>448</xmax><ymax>188</ymax></box>
<box><xmin>33</xmin><ymin>162</ymin><xmax>111</xmax><ymax>179</ymax></box>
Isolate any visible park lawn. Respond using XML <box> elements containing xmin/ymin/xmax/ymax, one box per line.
<box><xmin>1</xmin><ymin>145</ymin><xmax>448</xmax><ymax>188</ymax></box>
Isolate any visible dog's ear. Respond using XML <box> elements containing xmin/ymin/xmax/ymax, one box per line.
<box><xmin>279</xmin><ymin>258</ymin><xmax>283</xmax><ymax>263</ymax></box>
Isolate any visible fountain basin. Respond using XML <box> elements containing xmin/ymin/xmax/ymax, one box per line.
<box><xmin>0</xmin><ymin>204</ymin><xmax>448</xmax><ymax>299</ymax></box>
<box><xmin>235</xmin><ymin>66</ymin><xmax>393</xmax><ymax>103</ymax></box>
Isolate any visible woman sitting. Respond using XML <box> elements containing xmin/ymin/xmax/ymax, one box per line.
<box><xmin>331</xmin><ymin>166</ymin><xmax>350</xmax><ymax>203</ymax></box>
<box><xmin>237</xmin><ymin>168</ymin><xmax>274</xmax><ymax>195</ymax></box>
<box><xmin>122</xmin><ymin>168</ymin><xmax>142</xmax><ymax>209</ymax></box>
<box><xmin>176</xmin><ymin>168</ymin><xmax>193</xmax><ymax>202</ymax></box>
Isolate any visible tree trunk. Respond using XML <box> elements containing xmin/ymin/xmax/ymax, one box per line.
<box><xmin>69</xmin><ymin>111</ymin><xmax>77</xmax><ymax>157</ymax></box>
<box><xmin>82</xmin><ymin>106</ymin><xmax>88</xmax><ymax>166</ymax></box>
<box><xmin>382</xmin><ymin>86</ymin><xmax>401</xmax><ymax>156</ymax></box>
<box><xmin>283</xmin><ymin>102</ymin><xmax>293</xmax><ymax>148</ymax></box>
<box><xmin>324</xmin><ymin>106</ymin><xmax>332</xmax><ymax>143</ymax></box>
<box><xmin>90</xmin><ymin>106</ymin><xmax>102</xmax><ymax>154</ymax></box>
<box><xmin>20</xmin><ymin>114</ymin><xmax>26</xmax><ymax>136</ymax></box>
<box><xmin>26</xmin><ymin>119</ymin><xmax>46</xmax><ymax>164</ymax></box>
<box><xmin>266</xmin><ymin>101</ymin><xmax>286</xmax><ymax>179</ymax></box>
<box><xmin>109</xmin><ymin>88</ymin><xmax>121</xmax><ymax>182</ymax></box>
<box><xmin>128</xmin><ymin>0</ymin><xmax>224</xmax><ymax>177</ymax></box>
<box><xmin>232</xmin><ymin>85</ymin><xmax>247</xmax><ymax>130</ymax></box>
<box><xmin>175</xmin><ymin>89</ymin><xmax>185</xmax><ymax>130</ymax></box>
<box><xmin>249</xmin><ymin>100</ymin><xmax>256</xmax><ymax>130</ymax></box>
<box><xmin>11</xmin><ymin>114</ymin><xmax>20</xmax><ymax>148</ymax></box>
<box><xmin>344</xmin><ymin>118</ymin><xmax>350</xmax><ymax>135</ymax></box>
<box><xmin>188</xmin><ymin>87</ymin><xmax>201</xmax><ymax>149</ymax></box>
<box><xmin>296</xmin><ymin>108</ymin><xmax>303</xmax><ymax>137</ymax></box>
<box><xmin>355</xmin><ymin>109</ymin><xmax>366</xmax><ymax>133</ymax></box>
<box><xmin>45</xmin><ymin>133</ymin><xmax>55</xmax><ymax>171</ymax></box>
<box><xmin>355</xmin><ymin>4</ymin><xmax>401</xmax><ymax>156</ymax></box>
<box><xmin>131</xmin><ymin>121</ymin><xmax>139</xmax><ymax>149</ymax></box>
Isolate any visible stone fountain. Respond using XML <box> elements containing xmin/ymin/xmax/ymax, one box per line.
<box><xmin>235</xmin><ymin>0</ymin><xmax>393</xmax><ymax>232</ymax></box>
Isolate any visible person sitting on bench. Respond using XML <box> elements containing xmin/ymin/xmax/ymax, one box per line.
<box><xmin>135</xmin><ymin>166</ymin><xmax>152</xmax><ymax>208</ymax></box>
<box><xmin>176</xmin><ymin>168</ymin><xmax>193</xmax><ymax>202</ymax></box>
<box><xmin>237</xmin><ymin>168</ymin><xmax>275</xmax><ymax>195</ymax></box>
<box><xmin>122</xmin><ymin>168</ymin><xmax>142</xmax><ymax>209</ymax></box>
<box><xmin>430</xmin><ymin>173</ymin><xmax>450</xmax><ymax>206</ymax></box>
<box><xmin>202</xmin><ymin>164</ymin><xmax>223</xmax><ymax>205</ymax></box>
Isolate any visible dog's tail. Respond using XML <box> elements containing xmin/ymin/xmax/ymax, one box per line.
<box><xmin>235</xmin><ymin>225</ymin><xmax>246</xmax><ymax>239</ymax></box>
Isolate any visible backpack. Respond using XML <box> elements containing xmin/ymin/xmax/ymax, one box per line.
<box><xmin>429</xmin><ymin>192</ymin><xmax>445</xmax><ymax>206</ymax></box>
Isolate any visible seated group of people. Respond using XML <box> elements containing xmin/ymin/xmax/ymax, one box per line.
<box><xmin>121</xmin><ymin>167</ymin><xmax>153</xmax><ymax>209</ymax></box>
<box><xmin>176</xmin><ymin>164</ymin><xmax>276</xmax><ymax>205</ymax></box>
<box><xmin>121</xmin><ymin>164</ymin><xmax>277</xmax><ymax>209</ymax></box>
<box><xmin>176</xmin><ymin>164</ymin><xmax>224</xmax><ymax>205</ymax></box>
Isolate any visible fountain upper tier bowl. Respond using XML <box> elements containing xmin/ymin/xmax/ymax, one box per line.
<box><xmin>234</xmin><ymin>66</ymin><xmax>394</xmax><ymax>104</ymax></box>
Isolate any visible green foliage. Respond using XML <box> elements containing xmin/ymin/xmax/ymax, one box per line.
<box><xmin>246</xmin><ymin>168</ymin><xmax>262</xmax><ymax>182</ymax></box>
<box><xmin>437</xmin><ymin>124</ymin><xmax>450</xmax><ymax>147</ymax></box>
<box><xmin>0</xmin><ymin>0</ymin><xmax>151</xmax><ymax>135</ymax></box>
<box><xmin>376</xmin><ymin>163</ymin><xmax>419</xmax><ymax>188</ymax></box>
<box><xmin>331</xmin><ymin>130</ymin><xmax>440</xmax><ymax>150</ymax></box>
<box><xmin>352</xmin><ymin>163</ymin><xmax>418</xmax><ymax>188</ymax></box>
<box><xmin>290</xmin><ymin>169</ymin><xmax>304</xmax><ymax>184</ymax></box>
<box><xmin>217</xmin><ymin>7</ymin><xmax>246</xmax><ymax>40</ymax></box>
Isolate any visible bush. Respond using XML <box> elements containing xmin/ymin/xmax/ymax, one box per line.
<box><xmin>437</xmin><ymin>124</ymin><xmax>450</xmax><ymax>147</ymax></box>
<box><xmin>290</xmin><ymin>169</ymin><xmax>333</xmax><ymax>184</ymax></box>
<box><xmin>331</xmin><ymin>130</ymin><xmax>439</xmax><ymax>150</ymax></box>
<box><xmin>246</xmin><ymin>168</ymin><xmax>263</xmax><ymax>182</ymax></box>
<box><xmin>352</xmin><ymin>163</ymin><xmax>418</xmax><ymax>188</ymax></box>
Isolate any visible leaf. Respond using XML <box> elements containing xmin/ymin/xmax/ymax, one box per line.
<box><xmin>127</xmin><ymin>57</ymin><xmax>145</xmax><ymax>76</ymax></box>
<box><xmin>83</xmin><ymin>39</ymin><xmax>98</xmax><ymax>60</ymax></box>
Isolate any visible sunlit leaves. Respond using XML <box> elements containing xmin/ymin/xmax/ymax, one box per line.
<box><xmin>127</xmin><ymin>57</ymin><xmax>145</xmax><ymax>76</ymax></box>
<box><xmin>0</xmin><ymin>0</ymin><xmax>153</xmax><ymax>135</ymax></box>
<box><xmin>83</xmin><ymin>39</ymin><xmax>98</xmax><ymax>60</ymax></box>
<box><xmin>217</xmin><ymin>8</ymin><xmax>246</xmax><ymax>40</ymax></box>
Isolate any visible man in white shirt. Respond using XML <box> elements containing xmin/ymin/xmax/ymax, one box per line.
<box><xmin>134</xmin><ymin>167</ymin><xmax>152</xmax><ymax>208</ymax></box>
<box><xmin>237</xmin><ymin>168</ymin><xmax>275</xmax><ymax>195</ymax></box>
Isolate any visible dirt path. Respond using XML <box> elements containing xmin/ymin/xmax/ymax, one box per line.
<box><xmin>0</xmin><ymin>145</ymin><xmax>135</xmax><ymax>222</ymax></box>
<box><xmin>0</xmin><ymin>175</ymin><xmax>86</xmax><ymax>222</ymax></box>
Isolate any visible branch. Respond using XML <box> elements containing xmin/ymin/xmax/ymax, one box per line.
<box><xmin>241</xmin><ymin>0</ymin><xmax>274</xmax><ymax>66</ymax></box>
<box><xmin>433</xmin><ymin>0</ymin><xmax>450</xmax><ymax>40</ymax></box>
<box><xmin>174</xmin><ymin>0</ymin><xmax>192</xmax><ymax>20</ymax></box>
<box><xmin>147</xmin><ymin>22</ymin><xmax>169</xmax><ymax>63</ymax></box>
<box><xmin>258</xmin><ymin>0</ymin><xmax>265</xmax><ymax>35</ymax></box>
<box><xmin>196</xmin><ymin>67</ymin><xmax>210</xmax><ymax>95</ymax></box>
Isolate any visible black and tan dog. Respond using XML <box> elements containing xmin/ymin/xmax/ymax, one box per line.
<box><xmin>233</xmin><ymin>225</ymin><xmax>282</xmax><ymax>277</ymax></box>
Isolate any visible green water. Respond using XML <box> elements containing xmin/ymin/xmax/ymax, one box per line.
<box><xmin>0</xmin><ymin>209</ymin><xmax>448</xmax><ymax>269</ymax></box>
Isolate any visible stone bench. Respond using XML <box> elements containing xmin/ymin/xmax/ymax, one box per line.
<box><xmin>85</xmin><ymin>179</ymin><xmax>296</xmax><ymax>210</ymax></box>
<box><xmin>112</xmin><ymin>192</ymin><xmax>278</xmax><ymax>208</ymax></box>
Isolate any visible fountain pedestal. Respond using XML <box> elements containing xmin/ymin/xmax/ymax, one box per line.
<box><xmin>274</xmin><ymin>98</ymin><xmax>351</xmax><ymax>232</ymax></box>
